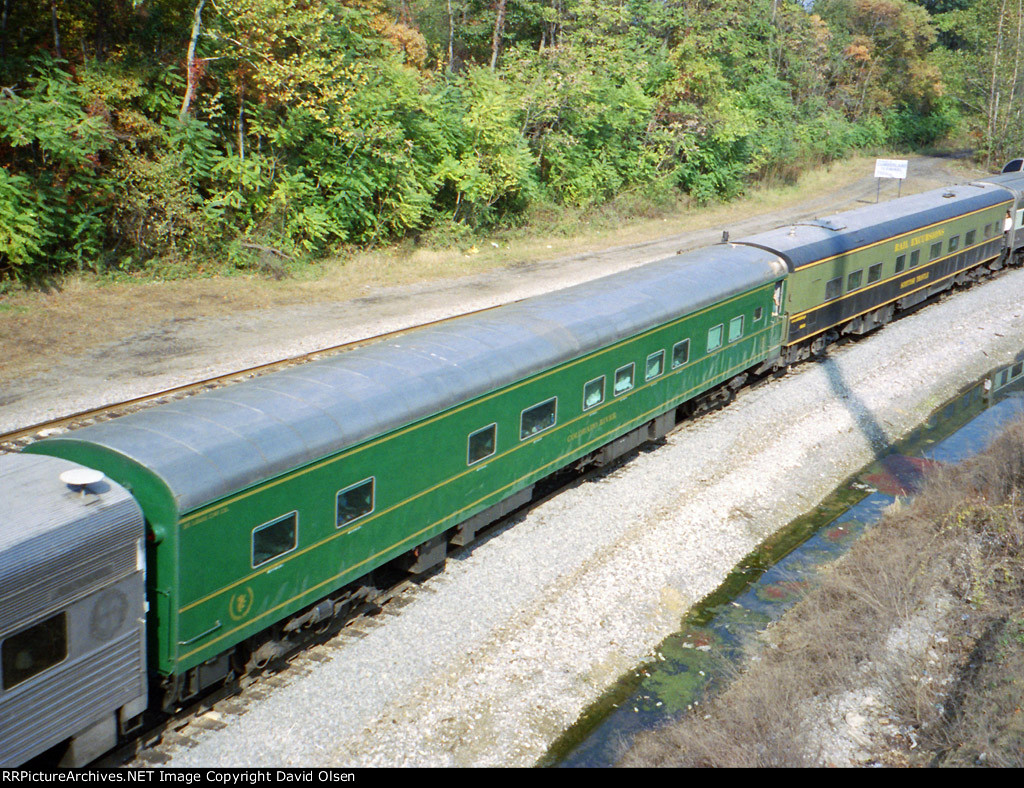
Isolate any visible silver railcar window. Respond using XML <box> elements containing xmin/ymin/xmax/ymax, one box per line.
<box><xmin>671</xmin><ymin>339</ymin><xmax>690</xmax><ymax>368</ymax></box>
<box><xmin>707</xmin><ymin>325</ymin><xmax>724</xmax><ymax>352</ymax></box>
<box><xmin>613</xmin><ymin>364</ymin><xmax>635</xmax><ymax>396</ymax></box>
<box><xmin>2</xmin><ymin>613</ymin><xmax>67</xmax><ymax>690</ymax></box>
<box><xmin>583</xmin><ymin>377</ymin><xmax>605</xmax><ymax>411</ymax></box>
<box><xmin>468</xmin><ymin>424</ymin><xmax>497</xmax><ymax>465</ymax></box>
<box><xmin>645</xmin><ymin>351</ymin><xmax>665</xmax><ymax>380</ymax></box>
<box><xmin>728</xmin><ymin>316</ymin><xmax>744</xmax><ymax>343</ymax></box>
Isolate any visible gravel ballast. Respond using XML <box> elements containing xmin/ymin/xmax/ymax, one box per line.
<box><xmin>154</xmin><ymin>268</ymin><xmax>1024</xmax><ymax>768</ymax></box>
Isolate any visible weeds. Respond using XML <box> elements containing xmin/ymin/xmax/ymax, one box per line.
<box><xmin>621</xmin><ymin>419</ymin><xmax>1024</xmax><ymax>768</ymax></box>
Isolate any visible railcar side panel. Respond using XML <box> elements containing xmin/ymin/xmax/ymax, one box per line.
<box><xmin>21</xmin><ymin>443</ymin><xmax>181</xmax><ymax>674</ymax></box>
<box><xmin>785</xmin><ymin>201</ymin><xmax>1010</xmax><ymax>344</ymax></box>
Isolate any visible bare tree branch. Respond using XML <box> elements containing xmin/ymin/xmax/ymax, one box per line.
<box><xmin>51</xmin><ymin>0</ymin><xmax>62</xmax><ymax>59</ymax></box>
<box><xmin>179</xmin><ymin>0</ymin><xmax>207</xmax><ymax>123</ymax></box>
<box><xmin>490</xmin><ymin>0</ymin><xmax>507</xmax><ymax>70</ymax></box>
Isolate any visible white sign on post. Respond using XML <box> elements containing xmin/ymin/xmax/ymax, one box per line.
<box><xmin>874</xmin><ymin>159</ymin><xmax>908</xmax><ymax>180</ymax></box>
<box><xmin>874</xmin><ymin>159</ymin><xmax>909</xmax><ymax>201</ymax></box>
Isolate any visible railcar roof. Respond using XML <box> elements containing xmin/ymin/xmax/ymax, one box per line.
<box><xmin>737</xmin><ymin>182</ymin><xmax>1013</xmax><ymax>269</ymax></box>
<box><xmin>33</xmin><ymin>245</ymin><xmax>785</xmax><ymax>515</ymax></box>
<box><xmin>972</xmin><ymin>170</ymin><xmax>1024</xmax><ymax>197</ymax></box>
<box><xmin>0</xmin><ymin>453</ymin><xmax>143</xmax><ymax>627</ymax></box>
<box><xmin>0</xmin><ymin>453</ymin><xmax>140</xmax><ymax>552</ymax></box>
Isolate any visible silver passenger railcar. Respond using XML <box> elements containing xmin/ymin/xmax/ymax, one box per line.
<box><xmin>0</xmin><ymin>453</ymin><xmax>147</xmax><ymax>766</ymax></box>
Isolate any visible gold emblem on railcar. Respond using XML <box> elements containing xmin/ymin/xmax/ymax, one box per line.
<box><xmin>228</xmin><ymin>586</ymin><xmax>255</xmax><ymax>620</ymax></box>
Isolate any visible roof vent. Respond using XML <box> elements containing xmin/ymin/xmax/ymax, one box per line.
<box><xmin>943</xmin><ymin>190</ymin><xmax>956</xmax><ymax>198</ymax></box>
<box><xmin>60</xmin><ymin>468</ymin><xmax>105</xmax><ymax>495</ymax></box>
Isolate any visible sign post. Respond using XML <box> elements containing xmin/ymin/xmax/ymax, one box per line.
<box><xmin>874</xmin><ymin>158</ymin><xmax>909</xmax><ymax>202</ymax></box>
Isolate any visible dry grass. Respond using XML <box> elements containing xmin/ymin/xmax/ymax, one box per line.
<box><xmin>620</xmin><ymin>419</ymin><xmax>1024</xmax><ymax>768</ymax></box>
<box><xmin>0</xmin><ymin>152</ymin><xmax>983</xmax><ymax>382</ymax></box>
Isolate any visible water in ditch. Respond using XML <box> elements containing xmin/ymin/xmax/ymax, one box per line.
<box><xmin>542</xmin><ymin>354</ymin><xmax>1024</xmax><ymax>767</ymax></box>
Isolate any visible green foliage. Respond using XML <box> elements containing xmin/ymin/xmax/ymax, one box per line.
<box><xmin>435</xmin><ymin>67</ymin><xmax>537</xmax><ymax>223</ymax></box>
<box><xmin>0</xmin><ymin>57</ymin><xmax>114</xmax><ymax>277</ymax></box>
<box><xmin>502</xmin><ymin>35</ymin><xmax>670</xmax><ymax>207</ymax></box>
<box><xmin>0</xmin><ymin>169</ymin><xmax>49</xmax><ymax>279</ymax></box>
<box><xmin>884</xmin><ymin>97</ymin><xmax>960</xmax><ymax>148</ymax></box>
<box><xmin>0</xmin><ymin>0</ymin><xmax>970</xmax><ymax>282</ymax></box>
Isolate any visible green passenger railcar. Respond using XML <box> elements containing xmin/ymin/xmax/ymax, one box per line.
<box><xmin>739</xmin><ymin>182</ymin><xmax>1014</xmax><ymax>359</ymax></box>
<box><xmin>28</xmin><ymin>246</ymin><xmax>788</xmax><ymax>690</ymax></box>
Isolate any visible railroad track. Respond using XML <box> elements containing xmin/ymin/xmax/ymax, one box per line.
<box><xmin>0</xmin><ymin>303</ymin><xmax>509</xmax><ymax>453</ymax></box>
<box><xmin>98</xmin><ymin>577</ymin><xmax>418</xmax><ymax>767</ymax></box>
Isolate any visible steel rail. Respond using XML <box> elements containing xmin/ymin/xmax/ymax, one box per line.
<box><xmin>0</xmin><ymin>303</ymin><xmax>510</xmax><ymax>448</ymax></box>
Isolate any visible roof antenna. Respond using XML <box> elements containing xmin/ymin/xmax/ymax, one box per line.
<box><xmin>721</xmin><ymin>230</ymin><xmax>729</xmax><ymax>243</ymax></box>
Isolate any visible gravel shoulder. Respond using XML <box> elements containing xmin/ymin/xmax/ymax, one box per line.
<box><xmin>156</xmin><ymin>270</ymin><xmax>1024</xmax><ymax>767</ymax></box>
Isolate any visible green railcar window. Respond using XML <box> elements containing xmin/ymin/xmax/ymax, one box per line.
<box><xmin>825</xmin><ymin>277</ymin><xmax>842</xmax><ymax>300</ymax></box>
<box><xmin>613</xmin><ymin>364</ymin><xmax>635</xmax><ymax>396</ymax></box>
<box><xmin>895</xmin><ymin>254</ymin><xmax>906</xmax><ymax>273</ymax></box>
<box><xmin>337</xmin><ymin>479</ymin><xmax>374</xmax><ymax>527</ymax></box>
<box><xmin>929</xmin><ymin>241</ymin><xmax>942</xmax><ymax>261</ymax></box>
<box><xmin>753</xmin><ymin>307</ymin><xmax>763</xmax><ymax>322</ymax></box>
<box><xmin>671</xmin><ymin>339</ymin><xmax>690</xmax><ymax>368</ymax></box>
<box><xmin>2</xmin><ymin>613</ymin><xmax>67</xmax><ymax>690</ymax></box>
<box><xmin>948</xmin><ymin>235</ymin><xmax>960</xmax><ymax>253</ymax></box>
<box><xmin>583</xmin><ymin>377</ymin><xmax>605</xmax><ymax>410</ymax></box>
<box><xmin>645</xmin><ymin>351</ymin><xmax>665</xmax><ymax>380</ymax></box>
<box><xmin>728</xmin><ymin>315</ymin><xmax>744</xmax><ymax>342</ymax></box>
<box><xmin>910</xmin><ymin>250</ymin><xmax>920</xmax><ymax>268</ymax></box>
<box><xmin>707</xmin><ymin>325</ymin><xmax>724</xmax><ymax>352</ymax></box>
<box><xmin>520</xmin><ymin>397</ymin><xmax>557</xmax><ymax>438</ymax></box>
<box><xmin>868</xmin><ymin>263</ymin><xmax>882</xmax><ymax>283</ymax></box>
<box><xmin>252</xmin><ymin>512</ymin><xmax>298</xmax><ymax>568</ymax></box>
<box><xmin>1013</xmin><ymin>362</ymin><xmax>1023</xmax><ymax>378</ymax></box>
<box><xmin>966</xmin><ymin>230</ymin><xmax>976</xmax><ymax>246</ymax></box>
<box><xmin>468</xmin><ymin>424</ymin><xmax>497</xmax><ymax>465</ymax></box>
<box><xmin>847</xmin><ymin>269</ymin><xmax>863</xmax><ymax>290</ymax></box>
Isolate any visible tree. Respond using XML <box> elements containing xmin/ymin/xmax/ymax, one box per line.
<box><xmin>816</xmin><ymin>0</ymin><xmax>942</xmax><ymax>117</ymax></box>
<box><xmin>935</xmin><ymin>0</ymin><xmax>1024</xmax><ymax>167</ymax></box>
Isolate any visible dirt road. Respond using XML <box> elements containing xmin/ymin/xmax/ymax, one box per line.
<box><xmin>0</xmin><ymin>154</ymin><xmax>981</xmax><ymax>433</ymax></box>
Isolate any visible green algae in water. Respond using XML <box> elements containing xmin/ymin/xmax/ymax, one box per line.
<box><xmin>540</xmin><ymin>486</ymin><xmax>867</xmax><ymax>768</ymax></box>
<box><xmin>685</xmin><ymin>484</ymin><xmax>869</xmax><ymax>629</ymax></box>
<box><xmin>542</xmin><ymin>359</ymin><xmax>1024</xmax><ymax>768</ymax></box>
